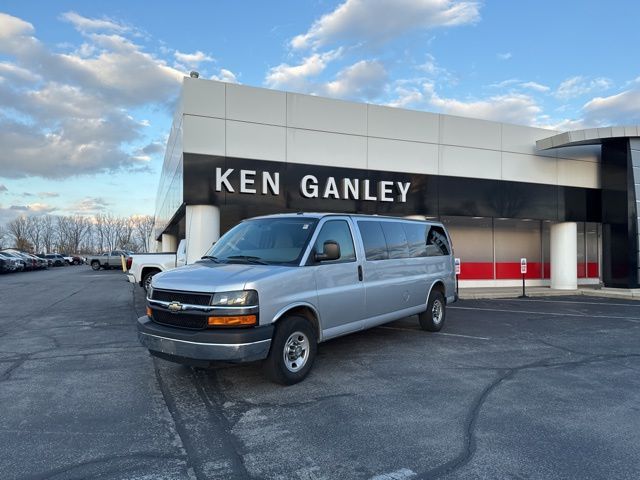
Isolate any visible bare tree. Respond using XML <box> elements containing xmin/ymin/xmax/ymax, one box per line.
<box><xmin>7</xmin><ymin>216</ymin><xmax>31</xmax><ymax>251</ymax></box>
<box><xmin>41</xmin><ymin>215</ymin><xmax>56</xmax><ymax>253</ymax></box>
<box><xmin>26</xmin><ymin>216</ymin><xmax>45</xmax><ymax>253</ymax></box>
<box><xmin>132</xmin><ymin>215</ymin><xmax>155</xmax><ymax>252</ymax></box>
<box><xmin>57</xmin><ymin>215</ymin><xmax>91</xmax><ymax>254</ymax></box>
<box><xmin>0</xmin><ymin>224</ymin><xmax>9</xmax><ymax>249</ymax></box>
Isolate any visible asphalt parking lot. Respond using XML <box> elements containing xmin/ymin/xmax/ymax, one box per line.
<box><xmin>1</xmin><ymin>267</ymin><xmax>639</xmax><ymax>480</ymax></box>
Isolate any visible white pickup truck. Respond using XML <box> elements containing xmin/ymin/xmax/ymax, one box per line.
<box><xmin>126</xmin><ymin>240</ymin><xmax>187</xmax><ymax>290</ymax></box>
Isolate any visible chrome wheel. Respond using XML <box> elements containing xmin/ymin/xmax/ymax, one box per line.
<box><xmin>283</xmin><ymin>331</ymin><xmax>310</xmax><ymax>373</ymax></box>
<box><xmin>432</xmin><ymin>299</ymin><xmax>443</xmax><ymax>325</ymax></box>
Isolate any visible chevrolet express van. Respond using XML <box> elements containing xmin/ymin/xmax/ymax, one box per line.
<box><xmin>138</xmin><ymin>213</ymin><xmax>456</xmax><ymax>384</ymax></box>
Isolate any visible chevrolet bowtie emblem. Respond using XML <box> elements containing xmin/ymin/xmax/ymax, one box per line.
<box><xmin>167</xmin><ymin>301</ymin><xmax>183</xmax><ymax>313</ymax></box>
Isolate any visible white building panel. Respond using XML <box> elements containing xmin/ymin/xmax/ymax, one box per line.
<box><xmin>182</xmin><ymin>77</ymin><xmax>225</xmax><ymax>118</ymax></box>
<box><xmin>502</xmin><ymin>152</ymin><xmax>557</xmax><ymax>185</ymax></box>
<box><xmin>226</xmin><ymin>84</ymin><xmax>286</xmax><ymax>126</ymax></box>
<box><xmin>558</xmin><ymin>159</ymin><xmax>600</xmax><ymax>188</ymax></box>
<box><xmin>439</xmin><ymin>145</ymin><xmax>501</xmax><ymax>180</ymax></box>
<box><xmin>183</xmin><ymin>115</ymin><xmax>225</xmax><ymax>156</ymax></box>
<box><xmin>286</xmin><ymin>93</ymin><xmax>367</xmax><ymax>136</ymax></box>
<box><xmin>368</xmin><ymin>104</ymin><xmax>439</xmax><ymax>143</ymax></box>
<box><xmin>367</xmin><ymin>138</ymin><xmax>438</xmax><ymax>174</ymax></box>
<box><xmin>501</xmin><ymin>123</ymin><xmax>557</xmax><ymax>157</ymax></box>
<box><xmin>440</xmin><ymin>115</ymin><xmax>502</xmax><ymax>151</ymax></box>
<box><xmin>287</xmin><ymin>128</ymin><xmax>367</xmax><ymax>169</ymax></box>
<box><xmin>226</xmin><ymin>121</ymin><xmax>285</xmax><ymax>162</ymax></box>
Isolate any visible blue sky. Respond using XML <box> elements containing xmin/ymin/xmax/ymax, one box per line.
<box><xmin>1</xmin><ymin>0</ymin><xmax>639</xmax><ymax>223</ymax></box>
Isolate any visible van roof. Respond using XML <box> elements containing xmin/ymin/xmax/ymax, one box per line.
<box><xmin>249</xmin><ymin>212</ymin><xmax>444</xmax><ymax>225</ymax></box>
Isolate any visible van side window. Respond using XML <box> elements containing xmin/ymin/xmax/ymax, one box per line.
<box><xmin>314</xmin><ymin>220</ymin><xmax>356</xmax><ymax>263</ymax></box>
<box><xmin>426</xmin><ymin>226</ymin><xmax>451</xmax><ymax>256</ymax></box>
<box><xmin>403</xmin><ymin>223</ymin><xmax>428</xmax><ymax>257</ymax></box>
<box><xmin>357</xmin><ymin>221</ymin><xmax>389</xmax><ymax>261</ymax></box>
<box><xmin>380</xmin><ymin>222</ymin><xmax>410</xmax><ymax>259</ymax></box>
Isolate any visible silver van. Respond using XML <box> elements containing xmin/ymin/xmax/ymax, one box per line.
<box><xmin>137</xmin><ymin>213</ymin><xmax>456</xmax><ymax>384</ymax></box>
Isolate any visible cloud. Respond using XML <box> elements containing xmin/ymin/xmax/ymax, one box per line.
<box><xmin>291</xmin><ymin>0</ymin><xmax>481</xmax><ymax>50</ymax></box>
<box><xmin>0</xmin><ymin>184</ymin><xmax>7</xmax><ymax>193</ymax></box>
<box><xmin>0</xmin><ymin>12</ymin><xmax>188</xmax><ymax>178</ymax></box>
<box><xmin>38</xmin><ymin>192</ymin><xmax>59</xmax><ymax>198</ymax></box>
<box><xmin>60</xmin><ymin>11</ymin><xmax>130</xmax><ymax>34</ymax></box>
<box><xmin>323</xmin><ymin>60</ymin><xmax>388</xmax><ymax>100</ymax></box>
<box><xmin>388</xmin><ymin>82</ymin><xmax>543</xmax><ymax>125</ymax></box>
<box><xmin>582</xmin><ymin>82</ymin><xmax>640</xmax><ymax>125</ymax></box>
<box><xmin>265</xmin><ymin>49</ymin><xmax>342</xmax><ymax>91</ymax></box>
<box><xmin>174</xmin><ymin>50</ymin><xmax>214</xmax><ymax>68</ymax></box>
<box><xmin>520</xmin><ymin>81</ymin><xmax>550</xmax><ymax>93</ymax></box>
<box><xmin>555</xmin><ymin>76</ymin><xmax>612</xmax><ymax>100</ymax></box>
<box><xmin>9</xmin><ymin>203</ymin><xmax>55</xmax><ymax>213</ymax></box>
<box><xmin>211</xmin><ymin>68</ymin><xmax>238</xmax><ymax>83</ymax></box>
<box><xmin>497</xmin><ymin>52</ymin><xmax>512</xmax><ymax>60</ymax></box>
<box><xmin>73</xmin><ymin>197</ymin><xmax>110</xmax><ymax>213</ymax></box>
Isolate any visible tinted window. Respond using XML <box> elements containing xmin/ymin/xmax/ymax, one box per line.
<box><xmin>357</xmin><ymin>221</ymin><xmax>388</xmax><ymax>261</ymax></box>
<box><xmin>426</xmin><ymin>226</ymin><xmax>451</xmax><ymax>256</ymax></box>
<box><xmin>314</xmin><ymin>220</ymin><xmax>356</xmax><ymax>263</ymax></box>
<box><xmin>403</xmin><ymin>223</ymin><xmax>428</xmax><ymax>258</ymax></box>
<box><xmin>381</xmin><ymin>222</ymin><xmax>410</xmax><ymax>259</ymax></box>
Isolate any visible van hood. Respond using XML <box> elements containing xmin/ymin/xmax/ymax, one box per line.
<box><xmin>151</xmin><ymin>260</ymin><xmax>291</xmax><ymax>293</ymax></box>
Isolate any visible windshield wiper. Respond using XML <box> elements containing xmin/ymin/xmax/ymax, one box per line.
<box><xmin>200</xmin><ymin>255</ymin><xmax>221</xmax><ymax>263</ymax></box>
<box><xmin>226</xmin><ymin>255</ymin><xmax>268</xmax><ymax>265</ymax></box>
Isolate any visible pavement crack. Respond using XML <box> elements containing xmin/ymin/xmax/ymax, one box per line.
<box><xmin>191</xmin><ymin>368</ymin><xmax>254</xmax><ymax>480</ymax></box>
<box><xmin>418</xmin><ymin>352</ymin><xmax>640</xmax><ymax>479</ymax></box>
<box><xmin>153</xmin><ymin>358</ymin><xmax>204</xmax><ymax>480</ymax></box>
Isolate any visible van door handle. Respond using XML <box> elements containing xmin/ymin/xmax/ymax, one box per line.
<box><xmin>357</xmin><ymin>265</ymin><xmax>363</xmax><ymax>282</ymax></box>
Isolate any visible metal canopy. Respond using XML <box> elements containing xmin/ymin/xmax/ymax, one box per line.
<box><xmin>536</xmin><ymin>126</ymin><xmax>640</xmax><ymax>151</ymax></box>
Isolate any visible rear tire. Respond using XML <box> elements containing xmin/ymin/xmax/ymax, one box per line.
<box><xmin>264</xmin><ymin>315</ymin><xmax>317</xmax><ymax>385</ymax></box>
<box><xmin>91</xmin><ymin>261</ymin><xmax>100</xmax><ymax>271</ymax></box>
<box><xmin>419</xmin><ymin>289</ymin><xmax>446</xmax><ymax>332</ymax></box>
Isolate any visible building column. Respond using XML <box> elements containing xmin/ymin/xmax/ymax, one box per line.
<box><xmin>551</xmin><ymin>222</ymin><xmax>577</xmax><ymax>290</ymax></box>
<box><xmin>186</xmin><ymin>205</ymin><xmax>220</xmax><ymax>264</ymax></box>
<box><xmin>161</xmin><ymin>233</ymin><xmax>178</xmax><ymax>252</ymax></box>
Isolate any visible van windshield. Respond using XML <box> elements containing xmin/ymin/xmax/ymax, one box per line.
<box><xmin>203</xmin><ymin>217</ymin><xmax>318</xmax><ymax>266</ymax></box>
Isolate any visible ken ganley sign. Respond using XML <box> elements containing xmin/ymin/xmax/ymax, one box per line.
<box><xmin>214</xmin><ymin>168</ymin><xmax>411</xmax><ymax>203</ymax></box>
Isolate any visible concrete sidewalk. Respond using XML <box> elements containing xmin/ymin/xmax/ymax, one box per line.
<box><xmin>458</xmin><ymin>285</ymin><xmax>640</xmax><ymax>301</ymax></box>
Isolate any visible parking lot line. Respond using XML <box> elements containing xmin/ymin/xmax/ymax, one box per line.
<box><xmin>378</xmin><ymin>326</ymin><xmax>490</xmax><ymax>340</ymax></box>
<box><xmin>490</xmin><ymin>298</ymin><xmax>640</xmax><ymax>308</ymax></box>
<box><xmin>450</xmin><ymin>306</ymin><xmax>640</xmax><ymax>323</ymax></box>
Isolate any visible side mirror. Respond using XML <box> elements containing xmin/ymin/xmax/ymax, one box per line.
<box><xmin>315</xmin><ymin>240</ymin><xmax>340</xmax><ymax>262</ymax></box>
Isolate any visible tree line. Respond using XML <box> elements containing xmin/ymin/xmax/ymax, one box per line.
<box><xmin>0</xmin><ymin>213</ymin><xmax>155</xmax><ymax>254</ymax></box>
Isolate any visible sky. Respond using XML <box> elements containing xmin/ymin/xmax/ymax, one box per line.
<box><xmin>1</xmin><ymin>0</ymin><xmax>639</xmax><ymax>224</ymax></box>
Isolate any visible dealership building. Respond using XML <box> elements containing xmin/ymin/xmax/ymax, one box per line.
<box><xmin>152</xmin><ymin>77</ymin><xmax>640</xmax><ymax>289</ymax></box>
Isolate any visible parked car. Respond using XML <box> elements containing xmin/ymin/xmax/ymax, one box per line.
<box><xmin>125</xmin><ymin>240</ymin><xmax>187</xmax><ymax>290</ymax></box>
<box><xmin>0</xmin><ymin>253</ymin><xmax>17</xmax><ymax>273</ymax></box>
<box><xmin>24</xmin><ymin>253</ymin><xmax>47</xmax><ymax>269</ymax></box>
<box><xmin>2</xmin><ymin>250</ymin><xmax>36</xmax><ymax>270</ymax></box>
<box><xmin>44</xmin><ymin>254</ymin><xmax>67</xmax><ymax>267</ymax></box>
<box><xmin>138</xmin><ymin>213</ymin><xmax>456</xmax><ymax>384</ymax></box>
<box><xmin>0</xmin><ymin>251</ymin><xmax>24</xmax><ymax>271</ymax></box>
<box><xmin>86</xmin><ymin>250</ymin><xmax>133</xmax><ymax>271</ymax></box>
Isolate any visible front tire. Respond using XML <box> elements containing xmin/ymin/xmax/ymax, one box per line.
<box><xmin>419</xmin><ymin>289</ymin><xmax>446</xmax><ymax>332</ymax></box>
<box><xmin>91</xmin><ymin>261</ymin><xmax>100</xmax><ymax>271</ymax></box>
<box><xmin>264</xmin><ymin>316</ymin><xmax>317</xmax><ymax>385</ymax></box>
<box><xmin>142</xmin><ymin>271</ymin><xmax>158</xmax><ymax>291</ymax></box>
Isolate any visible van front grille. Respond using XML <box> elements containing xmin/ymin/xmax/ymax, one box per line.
<box><xmin>151</xmin><ymin>309</ymin><xmax>207</xmax><ymax>330</ymax></box>
<box><xmin>152</xmin><ymin>289</ymin><xmax>212</xmax><ymax>306</ymax></box>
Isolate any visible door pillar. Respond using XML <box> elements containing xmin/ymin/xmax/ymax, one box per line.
<box><xmin>186</xmin><ymin>205</ymin><xmax>220</xmax><ymax>264</ymax></box>
<box><xmin>550</xmin><ymin>222</ymin><xmax>577</xmax><ymax>290</ymax></box>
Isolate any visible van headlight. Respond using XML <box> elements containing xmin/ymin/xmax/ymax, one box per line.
<box><xmin>147</xmin><ymin>285</ymin><xmax>154</xmax><ymax>299</ymax></box>
<box><xmin>211</xmin><ymin>290</ymin><xmax>258</xmax><ymax>307</ymax></box>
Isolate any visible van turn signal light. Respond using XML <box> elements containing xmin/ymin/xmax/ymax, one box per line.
<box><xmin>146</xmin><ymin>306</ymin><xmax>152</xmax><ymax>317</ymax></box>
<box><xmin>207</xmin><ymin>315</ymin><xmax>257</xmax><ymax>327</ymax></box>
